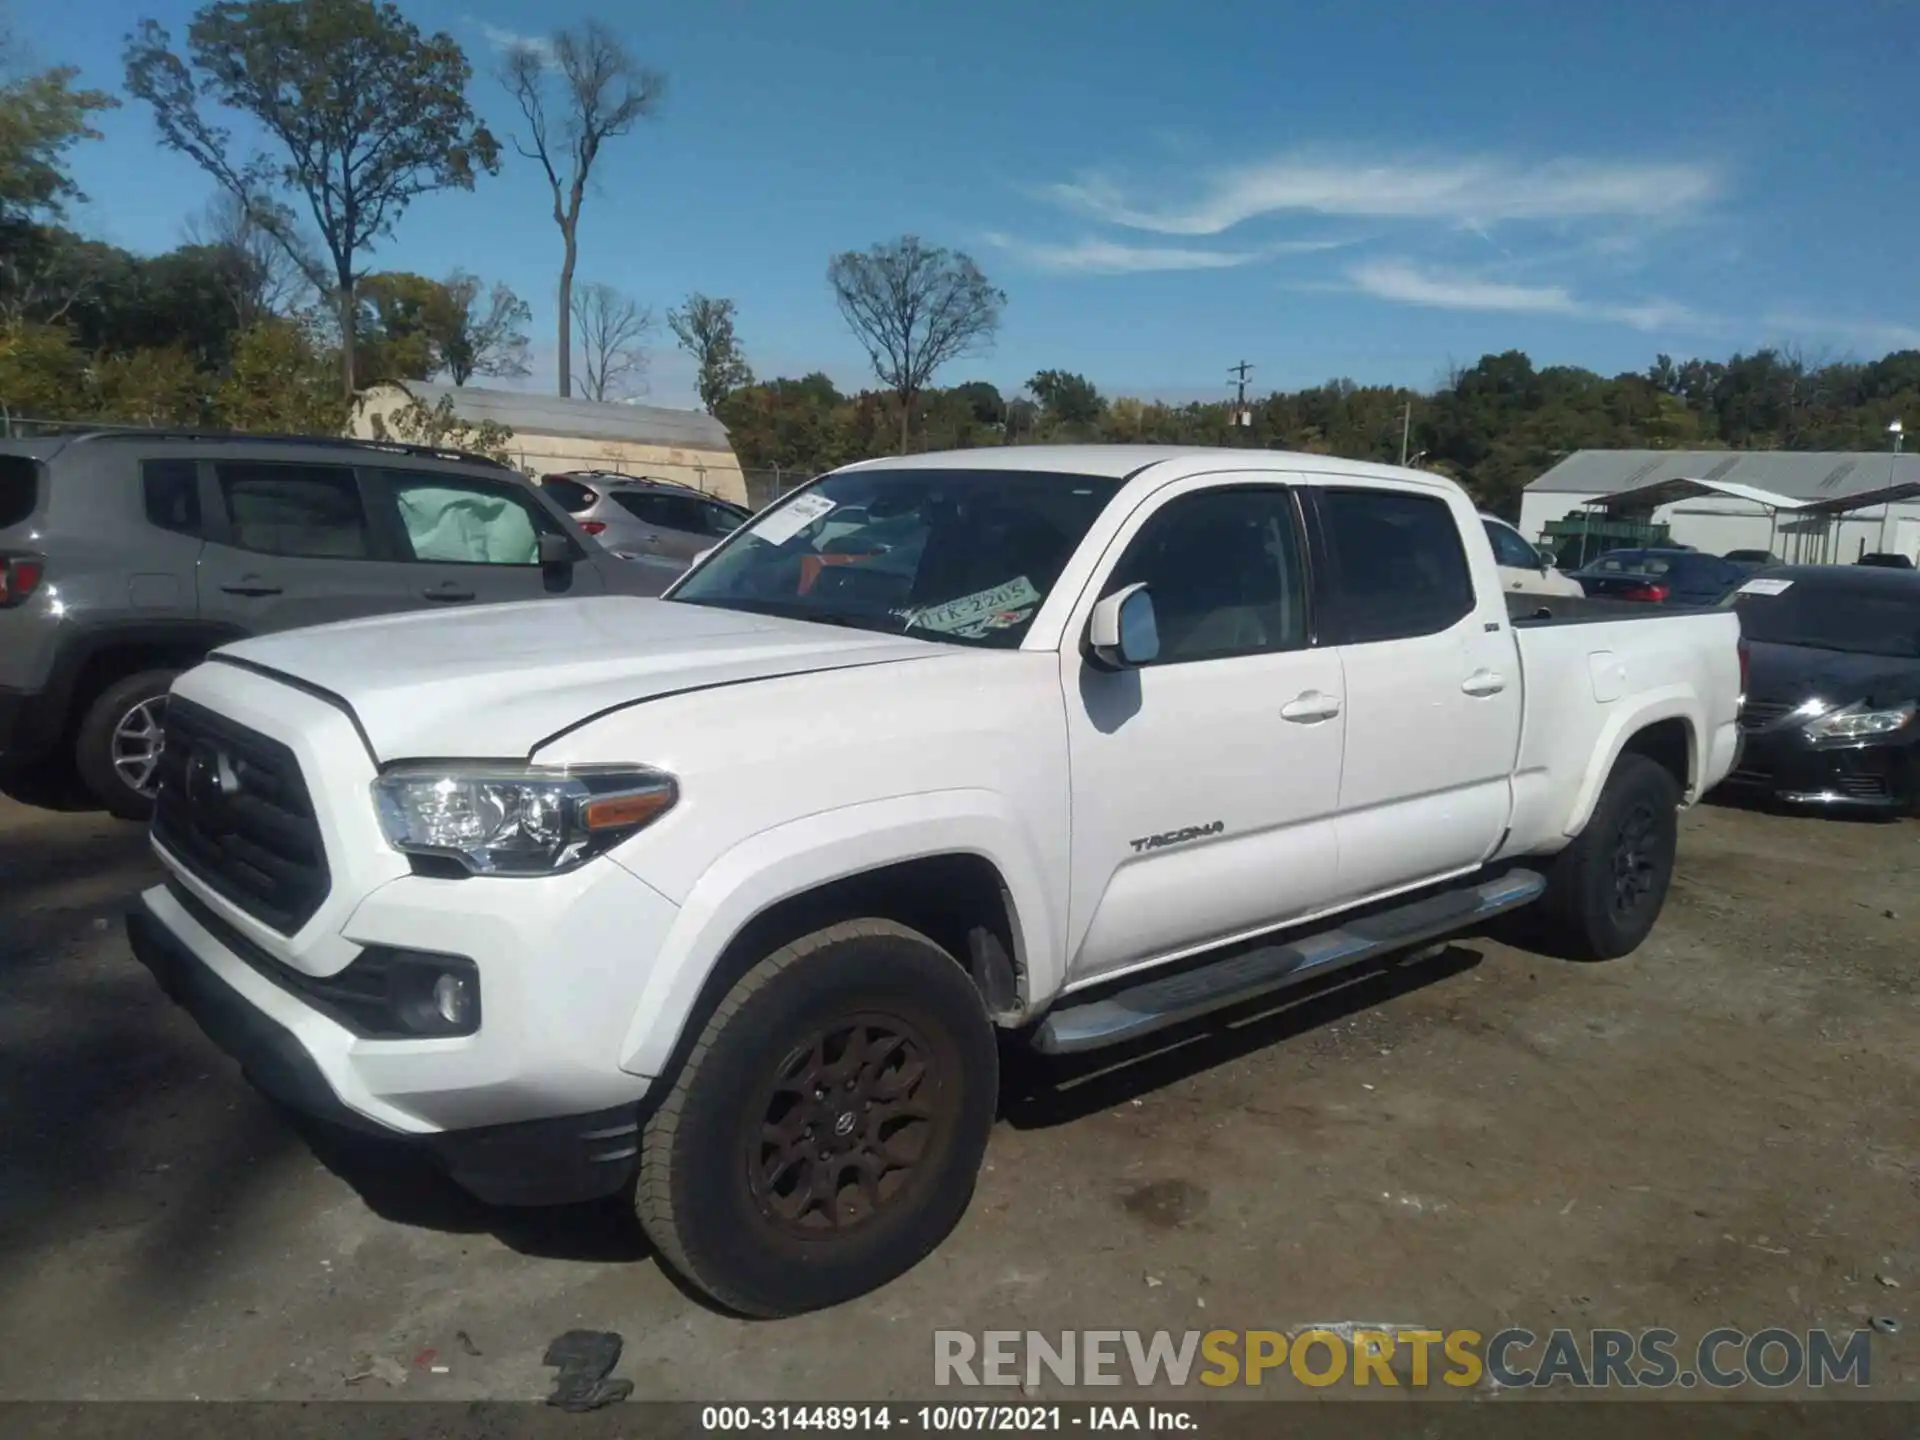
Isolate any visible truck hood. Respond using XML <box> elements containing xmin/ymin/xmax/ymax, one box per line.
<box><xmin>210</xmin><ymin>597</ymin><xmax>943</xmax><ymax>761</ymax></box>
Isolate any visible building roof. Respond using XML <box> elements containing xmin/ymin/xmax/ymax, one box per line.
<box><xmin>1528</xmin><ymin>449</ymin><xmax>1920</xmax><ymax>503</ymax></box>
<box><xmin>372</xmin><ymin>381</ymin><xmax>732</xmax><ymax>453</ymax></box>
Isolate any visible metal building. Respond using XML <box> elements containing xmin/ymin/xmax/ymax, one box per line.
<box><xmin>1519</xmin><ymin>450</ymin><xmax>1920</xmax><ymax>566</ymax></box>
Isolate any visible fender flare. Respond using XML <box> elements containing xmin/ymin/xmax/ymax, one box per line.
<box><xmin>615</xmin><ymin>789</ymin><xmax>1061</xmax><ymax>1077</ymax></box>
<box><xmin>1561</xmin><ymin>686</ymin><xmax>1702</xmax><ymax>837</ymax></box>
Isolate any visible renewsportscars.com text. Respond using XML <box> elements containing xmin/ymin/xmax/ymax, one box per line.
<box><xmin>933</xmin><ymin>1327</ymin><xmax>1874</xmax><ymax>1390</ymax></box>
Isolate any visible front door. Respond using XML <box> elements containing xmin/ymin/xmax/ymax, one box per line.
<box><xmin>1061</xmin><ymin>478</ymin><xmax>1345</xmax><ymax>984</ymax></box>
<box><xmin>370</xmin><ymin>467</ymin><xmax>605</xmax><ymax>607</ymax></box>
<box><xmin>1312</xmin><ymin>484</ymin><xmax>1523</xmax><ymax>902</ymax></box>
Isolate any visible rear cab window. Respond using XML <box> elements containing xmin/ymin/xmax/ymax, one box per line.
<box><xmin>1316</xmin><ymin>488</ymin><xmax>1476</xmax><ymax>643</ymax></box>
<box><xmin>143</xmin><ymin>459</ymin><xmax>203</xmax><ymax>534</ymax></box>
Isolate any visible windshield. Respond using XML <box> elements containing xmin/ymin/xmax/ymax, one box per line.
<box><xmin>669</xmin><ymin>467</ymin><xmax>1125</xmax><ymax>646</ymax></box>
<box><xmin>1727</xmin><ymin>578</ymin><xmax>1920</xmax><ymax>658</ymax></box>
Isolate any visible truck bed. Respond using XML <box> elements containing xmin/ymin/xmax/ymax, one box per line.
<box><xmin>1507</xmin><ymin>591</ymin><xmax>1723</xmax><ymax>626</ymax></box>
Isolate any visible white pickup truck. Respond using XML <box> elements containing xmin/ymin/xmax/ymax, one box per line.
<box><xmin>128</xmin><ymin>446</ymin><xmax>1744</xmax><ymax>1317</ymax></box>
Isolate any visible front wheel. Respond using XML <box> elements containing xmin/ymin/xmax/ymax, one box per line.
<box><xmin>636</xmin><ymin>919</ymin><xmax>998</xmax><ymax>1317</ymax></box>
<box><xmin>1535</xmin><ymin>753</ymin><xmax>1682</xmax><ymax>960</ymax></box>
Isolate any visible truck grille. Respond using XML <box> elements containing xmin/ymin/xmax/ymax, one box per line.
<box><xmin>151</xmin><ymin>697</ymin><xmax>331</xmax><ymax>934</ymax></box>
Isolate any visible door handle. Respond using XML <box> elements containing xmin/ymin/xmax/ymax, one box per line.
<box><xmin>421</xmin><ymin>584</ymin><xmax>476</xmax><ymax>603</ymax></box>
<box><xmin>1462</xmin><ymin>670</ymin><xmax>1507</xmax><ymax>697</ymax></box>
<box><xmin>1281</xmin><ymin>690</ymin><xmax>1343</xmax><ymax>723</ymax></box>
<box><xmin>219</xmin><ymin>579</ymin><xmax>282</xmax><ymax>597</ymax></box>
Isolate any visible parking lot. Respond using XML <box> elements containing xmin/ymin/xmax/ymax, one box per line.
<box><xmin>0</xmin><ymin>786</ymin><xmax>1913</xmax><ymax>1402</ymax></box>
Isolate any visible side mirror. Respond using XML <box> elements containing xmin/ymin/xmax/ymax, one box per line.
<box><xmin>1088</xmin><ymin>583</ymin><xmax>1160</xmax><ymax>668</ymax></box>
<box><xmin>538</xmin><ymin>533</ymin><xmax>574</xmax><ymax>567</ymax></box>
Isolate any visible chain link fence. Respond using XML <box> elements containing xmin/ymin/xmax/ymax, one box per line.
<box><xmin>740</xmin><ymin>466</ymin><xmax>815</xmax><ymax>510</ymax></box>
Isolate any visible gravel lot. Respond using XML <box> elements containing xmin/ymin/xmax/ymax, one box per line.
<box><xmin>0</xmin><ymin>784</ymin><xmax>1913</xmax><ymax>1402</ymax></box>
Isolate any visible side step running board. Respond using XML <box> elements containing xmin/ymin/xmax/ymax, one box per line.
<box><xmin>1032</xmin><ymin>868</ymin><xmax>1546</xmax><ymax>1056</ymax></box>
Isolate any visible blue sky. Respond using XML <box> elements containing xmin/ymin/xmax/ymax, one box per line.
<box><xmin>21</xmin><ymin>0</ymin><xmax>1920</xmax><ymax>409</ymax></box>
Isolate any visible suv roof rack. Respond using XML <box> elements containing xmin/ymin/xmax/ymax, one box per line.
<box><xmin>46</xmin><ymin>425</ymin><xmax>517</xmax><ymax>471</ymax></box>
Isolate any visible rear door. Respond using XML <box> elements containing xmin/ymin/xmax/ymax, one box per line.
<box><xmin>1062</xmin><ymin>475</ymin><xmax>1345</xmax><ymax>982</ymax></box>
<box><xmin>368</xmin><ymin>467</ymin><xmax>604</xmax><ymax>607</ymax></box>
<box><xmin>605</xmin><ymin>491</ymin><xmax>736</xmax><ymax>565</ymax></box>
<box><xmin>195</xmin><ymin>459</ymin><xmax>420</xmax><ymax>633</ymax></box>
<box><xmin>1308</xmin><ymin>482</ymin><xmax>1523</xmax><ymax>902</ymax></box>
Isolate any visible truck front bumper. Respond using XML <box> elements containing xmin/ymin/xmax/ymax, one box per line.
<box><xmin>128</xmin><ymin>863</ymin><xmax>673</xmax><ymax>1206</ymax></box>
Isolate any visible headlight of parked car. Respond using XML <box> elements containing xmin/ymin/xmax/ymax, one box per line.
<box><xmin>1801</xmin><ymin>700</ymin><xmax>1916</xmax><ymax>742</ymax></box>
<box><xmin>372</xmin><ymin>764</ymin><xmax>678</xmax><ymax>874</ymax></box>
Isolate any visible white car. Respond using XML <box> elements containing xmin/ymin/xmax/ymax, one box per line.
<box><xmin>129</xmin><ymin>446</ymin><xmax>1744</xmax><ymax>1317</ymax></box>
<box><xmin>1482</xmin><ymin>513</ymin><xmax>1584</xmax><ymax>598</ymax></box>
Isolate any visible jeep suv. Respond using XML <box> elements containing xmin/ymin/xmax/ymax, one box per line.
<box><xmin>0</xmin><ymin>429</ymin><xmax>675</xmax><ymax>819</ymax></box>
<box><xmin>538</xmin><ymin>472</ymin><xmax>751</xmax><ymax>568</ymax></box>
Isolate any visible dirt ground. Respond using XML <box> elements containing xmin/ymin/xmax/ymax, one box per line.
<box><xmin>0</xmin><ymin>784</ymin><xmax>1913</xmax><ymax>1404</ymax></box>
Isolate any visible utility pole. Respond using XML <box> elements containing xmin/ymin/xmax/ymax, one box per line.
<box><xmin>1399</xmin><ymin>399</ymin><xmax>1413</xmax><ymax>467</ymax></box>
<box><xmin>1229</xmin><ymin>361</ymin><xmax>1254</xmax><ymax>440</ymax></box>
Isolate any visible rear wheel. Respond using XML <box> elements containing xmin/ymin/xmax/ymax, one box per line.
<box><xmin>636</xmin><ymin>919</ymin><xmax>998</xmax><ymax>1317</ymax></box>
<box><xmin>74</xmin><ymin>669</ymin><xmax>179</xmax><ymax>821</ymax></box>
<box><xmin>1536</xmin><ymin>753</ymin><xmax>1681</xmax><ymax>960</ymax></box>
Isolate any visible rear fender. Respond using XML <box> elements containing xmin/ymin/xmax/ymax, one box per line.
<box><xmin>1562</xmin><ymin>688</ymin><xmax>1701</xmax><ymax>837</ymax></box>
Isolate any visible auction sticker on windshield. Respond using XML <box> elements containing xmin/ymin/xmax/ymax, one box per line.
<box><xmin>907</xmin><ymin>576</ymin><xmax>1042</xmax><ymax>636</ymax></box>
<box><xmin>750</xmin><ymin>490</ymin><xmax>837</xmax><ymax>546</ymax></box>
<box><xmin>1738</xmin><ymin>578</ymin><xmax>1794</xmax><ymax>596</ymax></box>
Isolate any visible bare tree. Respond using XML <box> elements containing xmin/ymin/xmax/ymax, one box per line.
<box><xmin>827</xmin><ymin>236</ymin><xmax>1005</xmax><ymax>451</ymax></box>
<box><xmin>500</xmin><ymin>22</ymin><xmax>664</xmax><ymax>398</ymax></box>
<box><xmin>439</xmin><ymin>272</ymin><xmax>531</xmax><ymax>384</ymax></box>
<box><xmin>570</xmin><ymin>281</ymin><xmax>651</xmax><ymax>401</ymax></box>
<box><xmin>182</xmin><ymin>191</ymin><xmax>310</xmax><ymax>328</ymax></box>
<box><xmin>666</xmin><ymin>292</ymin><xmax>752</xmax><ymax>413</ymax></box>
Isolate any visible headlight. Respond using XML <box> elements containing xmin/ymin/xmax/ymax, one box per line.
<box><xmin>372</xmin><ymin>764</ymin><xmax>677</xmax><ymax>875</ymax></box>
<box><xmin>1802</xmin><ymin>700</ymin><xmax>1916</xmax><ymax>741</ymax></box>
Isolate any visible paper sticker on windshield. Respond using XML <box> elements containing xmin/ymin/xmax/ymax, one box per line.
<box><xmin>750</xmin><ymin>490</ymin><xmax>837</xmax><ymax>547</ymax></box>
<box><xmin>907</xmin><ymin>576</ymin><xmax>1042</xmax><ymax>635</ymax></box>
<box><xmin>1738</xmin><ymin>577</ymin><xmax>1793</xmax><ymax>596</ymax></box>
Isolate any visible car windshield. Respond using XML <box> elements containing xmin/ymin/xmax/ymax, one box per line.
<box><xmin>669</xmin><ymin>467</ymin><xmax>1125</xmax><ymax>646</ymax></box>
<box><xmin>1727</xmin><ymin>578</ymin><xmax>1920</xmax><ymax>658</ymax></box>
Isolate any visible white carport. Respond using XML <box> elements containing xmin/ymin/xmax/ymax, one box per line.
<box><xmin>1587</xmin><ymin>475</ymin><xmax>1813</xmax><ymax>560</ymax></box>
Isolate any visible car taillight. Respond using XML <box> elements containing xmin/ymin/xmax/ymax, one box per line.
<box><xmin>1624</xmin><ymin>582</ymin><xmax>1669</xmax><ymax>602</ymax></box>
<box><xmin>0</xmin><ymin>555</ymin><xmax>44</xmax><ymax>607</ymax></box>
<box><xmin>579</xmin><ymin>520</ymin><xmax>607</xmax><ymax>536</ymax></box>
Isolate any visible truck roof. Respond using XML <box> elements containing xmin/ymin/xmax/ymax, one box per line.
<box><xmin>836</xmin><ymin>443</ymin><xmax>1461</xmax><ymax>493</ymax></box>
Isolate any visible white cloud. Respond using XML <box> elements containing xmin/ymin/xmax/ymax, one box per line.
<box><xmin>1042</xmin><ymin>153</ymin><xmax>1723</xmax><ymax>237</ymax></box>
<box><xmin>1763</xmin><ymin>311</ymin><xmax>1920</xmax><ymax>353</ymax></box>
<box><xmin>1347</xmin><ymin>259</ymin><xmax>1702</xmax><ymax>332</ymax></box>
<box><xmin>982</xmin><ymin>232</ymin><xmax>1352</xmax><ymax>276</ymax></box>
<box><xmin>470</xmin><ymin>18</ymin><xmax>552</xmax><ymax>59</ymax></box>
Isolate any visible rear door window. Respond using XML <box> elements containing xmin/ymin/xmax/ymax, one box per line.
<box><xmin>1482</xmin><ymin>518</ymin><xmax>1541</xmax><ymax>569</ymax></box>
<box><xmin>1317</xmin><ymin>488</ymin><xmax>1475</xmax><ymax>643</ymax></box>
<box><xmin>143</xmin><ymin>459</ymin><xmax>202</xmax><ymax>534</ymax></box>
<box><xmin>215</xmin><ymin>463</ymin><xmax>372</xmax><ymax>559</ymax></box>
<box><xmin>0</xmin><ymin>455</ymin><xmax>41</xmax><ymax>530</ymax></box>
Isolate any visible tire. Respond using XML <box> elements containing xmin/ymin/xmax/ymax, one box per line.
<box><xmin>74</xmin><ymin>669</ymin><xmax>179</xmax><ymax>821</ymax></box>
<box><xmin>1535</xmin><ymin>753</ymin><xmax>1682</xmax><ymax>961</ymax></box>
<box><xmin>637</xmin><ymin>919</ymin><xmax>998</xmax><ymax>1317</ymax></box>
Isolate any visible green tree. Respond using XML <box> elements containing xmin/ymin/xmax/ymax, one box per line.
<box><xmin>0</xmin><ymin>58</ymin><xmax>117</xmax><ymax>228</ymax></box>
<box><xmin>500</xmin><ymin>21</ymin><xmax>663</xmax><ymax>398</ymax></box>
<box><xmin>1026</xmin><ymin>369</ymin><xmax>1104</xmax><ymax>430</ymax></box>
<box><xmin>124</xmin><ymin>0</ymin><xmax>500</xmax><ymax>398</ymax></box>
<box><xmin>667</xmin><ymin>292</ymin><xmax>752</xmax><ymax>414</ymax></box>
<box><xmin>0</xmin><ymin>320</ymin><xmax>88</xmax><ymax>421</ymax></box>
<box><xmin>212</xmin><ymin>311</ymin><xmax>347</xmax><ymax>433</ymax></box>
<box><xmin>827</xmin><ymin>236</ymin><xmax>1005</xmax><ymax>452</ymax></box>
<box><xmin>92</xmin><ymin>344</ymin><xmax>206</xmax><ymax>424</ymax></box>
